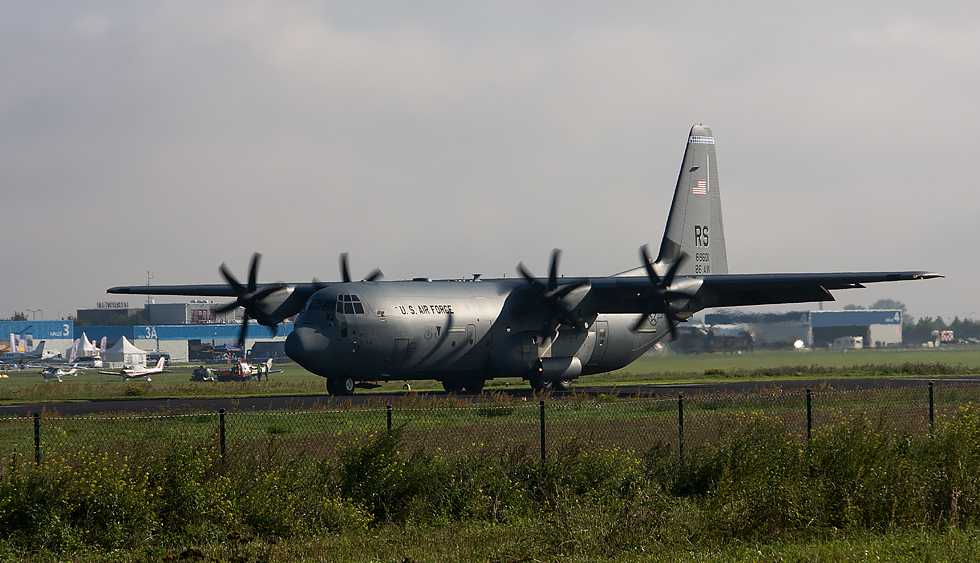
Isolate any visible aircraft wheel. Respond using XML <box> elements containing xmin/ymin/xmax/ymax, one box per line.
<box><xmin>553</xmin><ymin>378</ymin><xmax>573</xmax><ymax>392</ymax></box>
<box><xmin>442</xmin><ymin>379</ymin><xmax>465</xmax><ymax>394</ymax></box>
<box><xmin>338</xmin><ymin>376</ymin><xmax>356</xmax><ymax>395</ymax></box>
<box><xmin>327</xmin><ymin>376</ymin><xmax>356</xmax><ymax>396</ymax></box>
<box><xmin>463</xmin><ymin>378</ymin><xmax>485</xmax><ymax>394</ymax></box>
<box><xmin>529</xmin><ymin>377</ymin><xmax>553</xmax><ymax>392</ymax></box>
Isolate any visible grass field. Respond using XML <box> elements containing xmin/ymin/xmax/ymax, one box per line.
<box><xmin>1</xmin><ymin>345</ymin><xmax>978</xmax><ymax>404</ymax></box>
<box><xmin>3</xmin><ymin>348</ymin><xmax>980</xmax><ymax>561</ymax></box>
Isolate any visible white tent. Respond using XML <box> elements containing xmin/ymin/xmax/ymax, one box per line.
<box><xmin>78</xmin><ymin>332</ymin><xmax>97</xmax><ymax>356</ymax></box>
<box><xmin>103</xmin><ymin>336</ymin><xmax>147</xmax><ymax>369</ymax></box>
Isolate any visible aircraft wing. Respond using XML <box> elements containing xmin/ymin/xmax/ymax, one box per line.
<box><xmin>108</xmin><ymin>283</ymin><xmax>280</xmax><ymax>297</ymax></box>
<box><xmin>691</xmin><ymin>271</ymin><xmax>941</xmax><ymax>308</ymax></box>
<box><xmin>592</xmin><ymin>270</ymin><xmax>942</xmax><ymax>312</ymax></box>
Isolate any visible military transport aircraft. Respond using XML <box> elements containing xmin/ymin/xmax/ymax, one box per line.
<box><xmin>107</xmin><ymin>125</ymin><xmax>941</xmax><ymax>395</ymax></box>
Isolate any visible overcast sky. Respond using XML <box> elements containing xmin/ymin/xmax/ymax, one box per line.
<box><xmin>1</xmin><ymin>1</ymin><xmax>977</xmax><ymax>323</ymax></box>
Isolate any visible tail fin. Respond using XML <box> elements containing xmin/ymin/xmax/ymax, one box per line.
<box><xmin>156</xmin><ymin>357</ymin><xmax>166</xmax><ymax>371</ymax></box>
<box><xmin>32</xmin><ymin>342</ymin><xmax>44</xmax><ymax>356</ymax></box>
<box><xmin>658</xmin><ymin>124</ymin><xmax>729</xmax><ymax>275</ymax></box>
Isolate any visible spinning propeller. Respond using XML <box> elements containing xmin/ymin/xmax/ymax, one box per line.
<box><xmin>517</xmin><ymin>249</ymin><xmax>589</xmax><ymax>329</ymax></box>
<box><xmin>631</xmin><ymin>245</ymin><xmax>690</xmax><ymax>339</ymax></box>
<box><xmin>215</xmin><ymin>253</ymin><xmax>286</xmax><ymax>348</ymax></box>
<box><xmin>340</xmin><ymin>252</ymin><xmax>383</xmax><ymax>283</ymax></box>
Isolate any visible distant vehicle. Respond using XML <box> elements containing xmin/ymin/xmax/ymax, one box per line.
<box><xmin>211</xmin><ymin>358</ymin><xmax>279</xmax><ymax>382</ymax></box>
<box><xmin>832</xmin><ymin>336</ymin><xmax>864</xmax><ymax>349</ymax></box>
<box><xmin>190</xmin><ymin>365</ymin><xmax>215</xmax><ymax>382</ymax></box>
<box><xmin>99</xmin><ymin>357</ymin><xmax>168</xmax><ymax>382</ymax></box>
<box><xmin>146</xmin><ymin>352</ymin><xmax>171</xmax><ymax>367</ymax></box>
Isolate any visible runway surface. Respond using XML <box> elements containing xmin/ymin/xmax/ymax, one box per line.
<box><xmin>3</xmin><ymin>375</ymin><xmax>979</xmax><ymax>416</ymax></box>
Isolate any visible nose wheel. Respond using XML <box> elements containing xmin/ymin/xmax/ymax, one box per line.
<box><xmin>327</xmin><ymin>376</ymin><xmax>356</xmax><ymax>396</ymax></box>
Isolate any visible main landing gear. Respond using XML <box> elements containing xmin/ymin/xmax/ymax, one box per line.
<box><xmin>442</xmin><ymin>377</ymin><xmax>486</xmax><ymax>394</ymax></box>
<box><xmin>530</xmin><ymin>377</ymin><xmax>573</xmax><ymax>392</ymax></box>
<box><xmin>327</xmin><ymin>376</ymin><xmax>356</xmax><ymax>396</ymax></box>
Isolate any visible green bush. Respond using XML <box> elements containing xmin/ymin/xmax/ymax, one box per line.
<box><xmin>4</xmin><ymin>406</ymin><xmax>980</xmax><ymax>556</ymax></box>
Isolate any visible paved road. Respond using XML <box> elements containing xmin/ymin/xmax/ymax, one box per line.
<box><xmin>3</xmin><ymin>375</ymin><xmax>979</xmax><ymax>416</ymax></box>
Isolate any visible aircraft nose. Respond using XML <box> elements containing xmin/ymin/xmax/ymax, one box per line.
<box><xmin>285</xmin><ymin>326</ymin><xmax>329</xmax><ymax>374</ymax></box>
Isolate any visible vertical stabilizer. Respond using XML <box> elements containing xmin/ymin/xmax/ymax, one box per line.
<box><xmin>657</xmin><ymin>125</ymin><xmax>729</xmax><ymax>275</ymax></box>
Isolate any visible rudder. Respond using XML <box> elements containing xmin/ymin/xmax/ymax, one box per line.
<box><xmin>657</xmin><ymin>124</ymin><xmax>729</xmax><ymax>275</ymax></box>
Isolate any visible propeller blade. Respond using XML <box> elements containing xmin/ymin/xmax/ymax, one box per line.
<box><xmin>219</xmin><ymin>263</ymin><xmax>245</xmax><ymax>295</ymax></box>
<box><xmin>517</xmin><ymin>262</ymin><xmax>545</xmax><ymax>291</ymax></box>
<box><xmin>363</xmin><ymin>268</ymin><xmax>384</xmax><ymax>282</ymax></box>
<box><xmin>237</xmin><ymin>313</ymin><xmax>250</xmax><ymax>349</ymax></box>
<box><xmin>548</xmin><ymin>249</ymin><xmax>561</xmax><ymax>291</ymax></box>
<box><xmin>340</xmin><ymin>253</ymin><xmax>351</xmax><ymax>283</ymax></box>
<box><xmin>247</xmin><ymin>253</ymin><xmax>261</xmax><ymax>294</ymax></box>
<box><xmin>546</xmin><ymin>280</ymin><xmax>589</xmax><ymax>301</ymax></box>
<box><xmin>631</xmin><ymin>311</ymin><xmax>655</xmax><ymax>332</ymax></box>
<box><xmin>640</xmin><ymin>244</ymin><xmax>661</xmax><ymax>285</ymax></box>
<box><xmin>667</xmin><ymin>315</ymin><xmax>680</xmax><ymax>340</ymax></box>
<box><xmin>663</xmin><ymin>252</ymin><xmax>688</xmax><ymax>287</ymax></box>
<box><xmin>312</xmin><ymin>277</ymin><xmax>328</xmax><ymax>290</ymax></box>
<box><xmin>253</xmin><ymin>285</ymin><xmax>284</xmax><ymax>301</ymax></box>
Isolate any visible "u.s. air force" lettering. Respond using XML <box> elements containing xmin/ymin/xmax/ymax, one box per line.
<box><xmin>395</xmin><ymin>304</ymin><xmax>454</xmax><ymax>315</ymax></box>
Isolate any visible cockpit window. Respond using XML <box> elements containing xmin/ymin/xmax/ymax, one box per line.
<box><xmin>310</xmin><ymin>299</ymin><xmax>323</xmax><ymax>311</ymax></box>
<box><xmin>335</xmin><ymin>295</ymin><xmax>366</xmax><ymax>315</ymax></box>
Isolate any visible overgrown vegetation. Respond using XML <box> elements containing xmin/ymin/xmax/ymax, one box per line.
<box><xmin>3</xmin><ymin>406</ymin><xmax>980</xmax><ymax>561</ymax></box>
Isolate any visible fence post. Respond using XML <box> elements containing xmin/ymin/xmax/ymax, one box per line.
<box><xmin>386</xmin><ymin>404</ymin><xmax>393</xmax><ymax>434</ymax></box>
<box><xmin>219</xmin><ymin>408</ymin><xmax>226</xmax><ymax>460</ymax></box>
<box><xmin>928</xmin><ymin>381</ymin><xmax>934</xmax><ymax>434</ymax></box>
<box><xmin>678</xmin><ymin>393</ymin><xmax>684</xmax><ymax>464</ymax></box>
<box><xmin>33</xmin><ymin>413</ymin><xmax>41</xmax><ymax>465</ymax></box>
<box><xmin>806</xmin><ymin>388</ymin><xmax>812</xmax><ymax>442</ymax></box>
<box><xmin>540</xmin><ymin>400</ymin><xmax>546</xmax><ymax>464</ymax></box>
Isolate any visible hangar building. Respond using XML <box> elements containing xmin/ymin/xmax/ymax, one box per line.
<box><xmin>703</xmin><ymin>309</ymin><xmax>904</xmax><ymax>348</ymax></box>
<box><xmin>0</xmin><ymin>319</ymin><xmax>291</xmax><ymax>364</ymax></box>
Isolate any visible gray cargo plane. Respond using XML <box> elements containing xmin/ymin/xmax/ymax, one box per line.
<box><xmin>108</xmin><ymin>125</ymin><xmax>941</xmax><ymax>395</ymax></box>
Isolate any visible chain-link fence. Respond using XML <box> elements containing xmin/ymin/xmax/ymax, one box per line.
<box><xmin>6</xmin><ymin>381</ymin><xmax>980</xmax><ymax>465</ymax></box>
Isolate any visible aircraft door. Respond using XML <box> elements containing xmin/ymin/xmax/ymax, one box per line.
<box><xmin>465</xmin><ymin>324</ymin><xmax>476</xmax><ymax>355</ymax></box>
<box><xmin>388</xmin><ymin>338</ymin><xmax>409</xmax><ymax>372</ymax></box>
<box><xmin>587</xmin><ymin>321</ymin><xmax>608</xmax><ymax>366</ymax></box>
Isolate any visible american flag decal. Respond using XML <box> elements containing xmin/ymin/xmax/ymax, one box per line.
<box><xmin>693</xmin><ymin>180</ymin><xmax>707</xmax><ymax>195</ymax></box>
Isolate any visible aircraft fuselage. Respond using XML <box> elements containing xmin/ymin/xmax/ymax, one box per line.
<box><xmin>285</xmin><ymin>279</ymin><xmax>666</xmax><ymax>388</ymax></box>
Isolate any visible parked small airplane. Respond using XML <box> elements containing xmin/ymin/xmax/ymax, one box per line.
<box><xmin>0</xmin><ymin>342</ymin><xmax>51</xmax><ymax>366</ymax></box>
<box><xmin>99</xmin><ymin>357</ymin><xmax>168</xmax><ymax>382</ymax></box>
<box><xmin>107</xmin><ymin>125</ymin><xmax>942</xmax><ymax>395</ymax></box>
<box><xmin>38</xmin><ymin>364</ymin><xmax>81</xmax><ymax>383</ymax></box>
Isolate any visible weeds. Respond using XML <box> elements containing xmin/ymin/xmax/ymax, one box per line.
<box><xmin>4</xmin><ymin>405</ymin><xmax>980</xmax><ymax>560</ymax></box>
